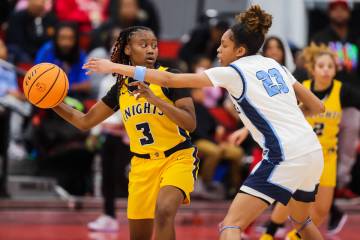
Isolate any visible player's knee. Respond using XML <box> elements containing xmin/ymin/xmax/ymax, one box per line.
<box><xmin>312</xmin><ymin>205</ymin><xmax>329</xmax><ymax>224</ymax></box>
<box><xmin>155</xmin><ymin>203</ymin><xmax>176</xmax><ymax>225</ymax></box>
<box><xmin>315</xmin><ymin>205</ymin><xmax>329</xmax><ymax>218</ymax></box>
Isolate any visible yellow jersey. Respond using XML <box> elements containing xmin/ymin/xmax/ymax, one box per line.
<box><xmin>102</xmin><ymin>65</ymin><xmax>191</xmax><ymax>155</ymax></box>
<box><xmin>303</xmin><ymin>80</ymin><xmax>342</xmax><ymax>152</ymax></box>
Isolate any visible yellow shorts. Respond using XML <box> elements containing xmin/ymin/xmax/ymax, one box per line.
<box><xmin>319</xmin><ymin>149</ymin><xmax>337</xmax><ymax>187</ymax></box>
<box><xmin>127</xmin><ymin>147</ymin><xmax>199</xmax><ymax>219</ymax></box>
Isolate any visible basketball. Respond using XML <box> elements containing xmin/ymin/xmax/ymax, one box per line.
<box><xmin>23</xmin><ymin>63</ymin><xmax>69</xmax><ymax>109</ymax></box>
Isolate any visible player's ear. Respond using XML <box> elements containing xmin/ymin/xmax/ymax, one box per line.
<box><xmin>124</xmin><ymin>44</ymin><xmax>131</xmax><ymax>56</ymax></box>
<box><xmin>235</xmin><ymin>46</ymin><xmax>247</xmax><ymax>58</ymax></box>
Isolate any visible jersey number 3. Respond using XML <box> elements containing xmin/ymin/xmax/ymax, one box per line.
<box><xmin>256</xmin><ymin>68</ymin><xmax>289</xmax><ymax>97</ymax></box>
<box><xmin>136</xmin><ymin>122</ymin><xmax>154</xmax><ymax>145</ymax></box>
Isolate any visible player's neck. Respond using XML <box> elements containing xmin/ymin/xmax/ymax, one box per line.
<box><xmin>313</xmin><ymin>79</ymin><xmax>332</xmax><ymax>91</ymax></box>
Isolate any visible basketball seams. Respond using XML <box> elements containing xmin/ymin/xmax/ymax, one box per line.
<box><xmin>24</xmin><ymin>63</ymin><xmax>69</xmax><ymax>108</ymax></box>
<box><xmin>24</xmin><ymin>63</ymin><xmax>54</xmax><ymax>99</ymax></box>
<box><xmin>35</xmin><ymin>67</ymin><xmax>61</xmax><ymax>105</ymax></box>
<box><xmin>26</xmin><ymin>65</ymin><xmax>56</xmax><ymax>99</ymax></box>
<box><xmin>50</xmin><ymin>71</ymin><xmax>68</xmax><ymax>108</ymax></box>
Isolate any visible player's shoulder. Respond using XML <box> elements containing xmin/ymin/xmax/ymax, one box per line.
<box><xmin>155</xmin><ymin>63</ymin><xmax>181</xmax><ymax>74</ymax></box>
<box><xmin>233</xmin><ymin>55</ymin><xmax>273</xmax><ymax>68</ymax></box>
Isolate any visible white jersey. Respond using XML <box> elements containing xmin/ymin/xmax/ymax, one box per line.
<box><xmin>205</xmin><ymin>55</ymin><xmax>321</xmax><ymax>162</ymax></box>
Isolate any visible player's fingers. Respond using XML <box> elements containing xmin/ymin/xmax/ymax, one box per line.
<box><xmin>129</xmin><ymin>81</ymin><xmax>141</xmax><ymax>87</ymax></box>
<box><xmin>83</xmin><ymin>62</ymin><xmax>96</xmax><ymax>69</ymax></box>
<box><xmin>132</xmin><ymin>88</ymin><xmax>146</xmax><ymax>95</ymax></box>
<box><xmin>138</xmin><ymin>81</ymin><xmax>148</xmax><ymax>88</ymax></box>
<box><xmin>88</xmin><ymin>57</ymin><xmax>99</xmax><ymax>62</ymax></box>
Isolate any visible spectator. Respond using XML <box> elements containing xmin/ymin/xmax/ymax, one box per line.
<box><xmin>0</xmin><ymin>39</ymin><xmax>18</xmax><ymax>99</ymax></box>
<box><xmin>35</xmin><ymin>22</ymin><xmax>91</xmax><ymax>99</ymax></box>
<box><xmin>262</xmin><ymin>36</ymin><xmax>285</xmax><ymax>65</ymax></box>
<box><xmin>107</xmin><ymin>0</ymin><xmax>160</xmax><ymax>35</ymax></box>
<box><xmin>15</xmin><ymin>0</ymin><xmax>53</xmax><ymax>13</ymax></box>
<box><xmin>87</xmin><ymin>27</ymin><xmax>121</xmax><ymax>98</ymax></box>
<box><xmin>179</xmin><ymin>18</ymin><xmax>229</xmax><ymax>69</ymax></box>
<box><xmin>191</xmin><ymin>88</ymin><xmax>244</xmax><ymax>200</ymax></box>
<box><xmin>87</xmin><ymin>74</ymin><xmax>131</xmax><ymax>232</ymax></box>
<box><xmin>311</xmin><ymin>0</ymin><xmax>360</xmax><ymax>199</ymax></box>
<box><xmin>292</xmin><ymin>47</ymin><xmax>309</xmax><ymax>83</ymax></box>
<box><xmin>0</xmin><ymin>39</ymin><xmax>30</xmax><ymax>196</ymax></box>
<box><xmin>312</xmin><ymin>0</ymin><xmax>360</xmax><ymax>86</ymax></box>
<box><xmin>262</xmin><ymin>36</ymin><xmax>296</xmax><ymax>72</ymax></box>
<box><xmin>54</xmin><ymin>0</ymin><xmax>109</xmax><ymax>33</ymax></box>
<box><xmin>90</xmin><ymin>0</ymin><xmax>160</xmax><ymax>49</ymax></box>
<box><xmin>310</xmin><ymin>1</ymin><xmax>360</xmax><ymax>232</ymax></box>
<box><xmin>6</xmin><ymin>0</ymin><xmax>57</xmax><ymax>63</ymax></box>
<box><xmin>190</xmin><ymin>55</ymin><xmax>223</xmax><ymax>108</ymax></box>
<box><xmin>0</xmin><ymin>38</ymin><xmax>29</xmax><ymax>142</ymax></box>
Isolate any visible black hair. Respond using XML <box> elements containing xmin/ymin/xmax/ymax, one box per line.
<box><xmin>54</xmin><ymin>21</ymin><xmax>80</xmax><ymax>64</ymax></box>
<box><xmin>110</xmin><ymin>26</ymin><xmax>154</xmax><ymax>88</ymax></box>
<box><xmin>263</xmin><ymin>36</ymin><xmax>286</xmax><ymax>65</ymax></box>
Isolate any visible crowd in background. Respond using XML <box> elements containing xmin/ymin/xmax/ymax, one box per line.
<box><xmin>0</xmin><ymin>0</ymin><xmax>359</xmax><ymax>207</ymax></box>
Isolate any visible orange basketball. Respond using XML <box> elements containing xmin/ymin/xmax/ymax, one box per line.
<box><xmin>23</xmin><ymin>63</ymin><xmax>69</xmax><ymax>109</ymax></box>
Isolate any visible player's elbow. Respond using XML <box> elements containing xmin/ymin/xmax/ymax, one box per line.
<box><xmin>162</xmin><ymin>72</ymin><xmax>177</xmax><ymax>88</ymax></box>
<box><xmin>77</xmin><ymin>120</ymin><xmax>92</xmax><ymax>132</ymax></box>
<box><xmin>78</xmin><ymin>124</ymin><xmax>91</xmax><ymax>132</ymax></box>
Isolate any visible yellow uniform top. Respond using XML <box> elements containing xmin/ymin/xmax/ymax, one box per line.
<box><xmin>102</xmin><ymin>65</ymin><xmax>191</xmax><ymax>155</ymax></box>
<box><xmin>303</xmin><ymin>80</ymin><xmax>342</xmax><ymax>152</ymax></box>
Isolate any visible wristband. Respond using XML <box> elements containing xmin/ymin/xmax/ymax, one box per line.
<box><xmin>133</xmin><ymin>66</ymin><xmax>146</xmax><ymax>82</ymax></box>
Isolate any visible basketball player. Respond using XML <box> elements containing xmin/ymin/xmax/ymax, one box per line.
<box><xmin>260</xmin><ymin>43</ymin><xmax>360</xmax><ymax>240</ymax></box>
<box><xmin>54</xmin><ymin>26</ymin><xmax>198</xmax><ymax>240</ymax></box>
<box><xmin>84</xmin><ymin>5</ymin><xmax>326</xmax><ymax>240</ymax></box>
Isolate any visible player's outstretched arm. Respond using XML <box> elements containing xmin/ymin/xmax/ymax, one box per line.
<box><xmin>83</xmin><ymin>58</ymin><xmax>213</xmax><ymax>88</ymax></box>
<box><xmin>293</xmin><ymin>82</ymin><xmax>325</xmax><ymax>116</ymax></box>
<box><xmin>53</xmin><ymin>101</ymin><xmax>114</xmax><ymax>131</ymax></box>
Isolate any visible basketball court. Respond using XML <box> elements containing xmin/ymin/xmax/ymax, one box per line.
<box><xmin>0</xmin><ymin>198</ymin><xmax>359</xmax><ymax>240</ymax></box>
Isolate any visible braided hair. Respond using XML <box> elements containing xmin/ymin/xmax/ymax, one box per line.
<box><xmin>110</xmin><ymin>26</ymin><xmax>153</xmax><ymax>89</ymax></box>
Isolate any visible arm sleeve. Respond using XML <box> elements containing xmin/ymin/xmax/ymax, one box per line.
<box><xmin>340</xmin><ymin>83</ymin><xmax>360</xmax><ymax>110</ymax></box>
<box><xmin>101</xmin><ymin>82</ymin><xmax>120</xmax><ymax>111</ymax></box>
<box><xmin>204</xmin><ymin>67</ymin><xmax>243</xmax><ymax>97</ymax></box>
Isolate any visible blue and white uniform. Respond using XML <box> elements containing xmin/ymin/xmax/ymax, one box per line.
<box><xmin>204</xmin><ymin>55</ymin><xmax>323</xmax><ymax>205</ymax></box>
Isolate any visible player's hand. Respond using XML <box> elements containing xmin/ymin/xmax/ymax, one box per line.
<box><xmin>130</xmin><ymin>81</ymin><xmax>158</xmax><ymax>104</ymax></box>
<box><xmin>227</xmin><ymin>127</ymin><xmax>249</xmax><ymax>146</ymax></box>
<box><xmin>83</xmin><ymin>58</ymin><xmax>115</xmax><ymax>75</ymax></box>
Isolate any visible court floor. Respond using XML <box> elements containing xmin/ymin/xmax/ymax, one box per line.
<box><xmin>0</xmin><ymin>199</ymin><xmax>359</xmax><ymax>240</ymax></box>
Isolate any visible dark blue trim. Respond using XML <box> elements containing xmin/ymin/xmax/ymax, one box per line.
<box><xmin>293</xmin><ymin>184</ymin><xmax>319</xmax><ymax>202</ymax></box>
<box><xmin>238</xmin><ymin>98</ymin><xmax>284</xmax><ymax>163</ymax></box>
<box><xmin>243</xmin><ymin>160</ymin><xmax>293</xmax><ymax>205</ymax></box>
<box><xmin>229</xmin><ymin>64</ymin><xmax>246</xmax><ymax>101</ymax></box>
<box><xmin>178</xmin><ymin>127</ymin><xmax>191</xmax><ymax>141</ymax></box>
<box><xmin>192</xmin><ymin>147</ymin><xmax>200</xmax><ymax>181</ymax></box>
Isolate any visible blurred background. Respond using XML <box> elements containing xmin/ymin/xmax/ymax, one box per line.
<box><xmin>0</xmin><ymin>0</ymin><xmax>360</xmax><ymax>239</ymax></box>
